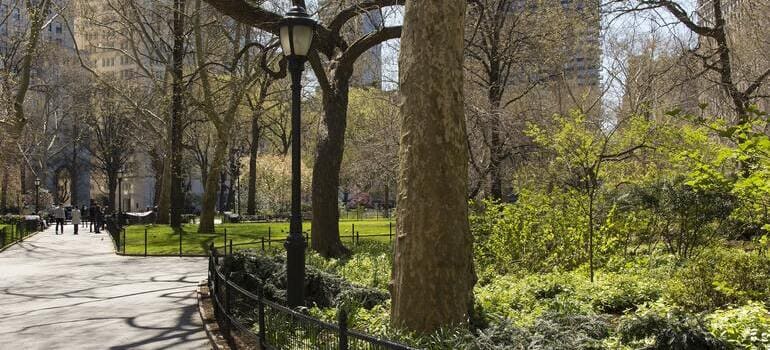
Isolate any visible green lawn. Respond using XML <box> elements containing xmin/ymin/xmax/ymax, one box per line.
<box><xmin>120</xmin><ymin>220</ymin><xmax>395</xmax><ymax>255</ymax></box>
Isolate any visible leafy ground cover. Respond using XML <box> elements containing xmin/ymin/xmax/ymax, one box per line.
<box><xmin>121</xmin><ymin>220</ymin><xmax>395</xmax><ymax>255</ymax></box>
<box><xmin>235</xmin><ymin>240</ymin><xmax>770</xmax><ymax>349</ymax></box>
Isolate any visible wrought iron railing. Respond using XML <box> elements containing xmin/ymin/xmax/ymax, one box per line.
<box><xmin>208</xmin><ymin>246</ymin><xmax>416</xmax><ymax>350</ymax></box>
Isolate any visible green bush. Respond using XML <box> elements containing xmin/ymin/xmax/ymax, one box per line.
<box><xmin>226</xmin><ymin>251</ymin><xmax>389</xmax><ymax>309</ymax></box>
<box><xmin>664</xmin><ymin>247</ymin><xmax>770</xmax><ymax>311</ymax></box>
<box><xmin>470</xmin><ymin>193</ymin><xmax>588</xmax><ymax>279</ymax></box>
<box><xmin>707</xmin><ymin>302</ymin><xmax>770</xmax><ymax>349</ymax></box>
<box><xmin>618</xmin><ymin>301</ymin><xmax>726</xmax><ymax>349</ymax></box>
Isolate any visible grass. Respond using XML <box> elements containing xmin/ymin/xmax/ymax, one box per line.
<box><xmin>121</xmin><ymin>220</ymin><xmax>396</xmax><ymax>255</ymax></box>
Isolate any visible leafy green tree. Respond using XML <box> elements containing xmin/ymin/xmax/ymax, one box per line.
<box><xmin>527</xmin><ymin>111</ymin><xmax>653</xmax><ymax>282</ymax></box>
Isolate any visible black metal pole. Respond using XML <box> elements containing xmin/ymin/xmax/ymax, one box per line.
<box><xmin>35</xmin><ymin>185</ymin><xmax>39</xmax><ymax>213</ymax></box>
<box><xmin>285</xmin><ymin>56</ymin><xmax>306</xmax><ymax>308</ymax></box>
<box><xmin>118</xmin><ymin>177</ymin><xmax>123</xmax><ymax>225</ymax></box>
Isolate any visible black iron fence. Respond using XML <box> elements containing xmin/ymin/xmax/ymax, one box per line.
<box><xmin>105</xmin><ymin>217</ymin><xmax>397</xmax><ymax>257</ymax></box>
<box><xmin>208</xmin><ymin>246</ymin><xmax>416</xmax><ymax>350</ymax></box>
<box><xmin>0</xmin><ymin>221</ymin><xmax>39</xmax><ymax>251</ymax></box>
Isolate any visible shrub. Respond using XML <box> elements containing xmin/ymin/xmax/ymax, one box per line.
<box><xmin>707</xmin><ymin>302</ymin><xmax>770</xmax><ymax>349</ymax></box>
<box><xmin>470</xmin><ymin>193</ymin><xmax>589</xmax><ymax>279</ymax></box>
<box><xmin>664</xmin><ymin>247</ymin><xmax>770</xmax><ymax>311</ymax></box>
<box><xmin>618</xmin><ymin>301</ymin><xmax>726</xmax><ymax>350</ymax></box>
<box><xmin>226</xmin><ymin>251</ymin><xmax>389</xmax><ymax>309</ymax></box>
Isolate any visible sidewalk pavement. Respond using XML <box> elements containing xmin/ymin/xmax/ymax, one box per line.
<box><xmin>0</xmin><ymin>224</ymin><xmax>209</xmax><ymax>349</ymax></box>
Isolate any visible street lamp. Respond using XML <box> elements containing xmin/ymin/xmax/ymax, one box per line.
<box><xmin>118</xmin><ymin>169</ymin><xmax>124</xmax><ymax>224</ymax></box>
<box><xmin>34</xmin><ymin>178</ymin><xmax>40</xmax><ymax>214</ymax></box>
<box><xmin>279</xmin><ymin>5</ymin><xmax>315</xmax><ymax>308</ymax></box>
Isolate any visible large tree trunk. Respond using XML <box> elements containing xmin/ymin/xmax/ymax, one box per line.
<box><xmin>391</xmin><ymin>0</ymin><xmax>475</xmax><ymax>333</ymax></box>
<box><xmin>107</xmin><ymin>174</ymin><xmax>118</xmax><ymax>214</ymax></box>
<box><xmin>156</xmin><ymin>157</ymin><xmax>171</xmax><ymax>224</ymax></box>
<box><xmin>169</xmin><ymin>0</ymin><xmax>187</xmax><ymax>229</ymax></box>
<box><xmin>310</xmin><ymin>74</ymin><xmax>352</xmax><ymax>258</ymax></box>
<box><xmin>247</xmin><ymin>110</ymin><xmax>260</xmax><ymax>215</ymax></box>
<box><xmin>198</xmin><ymin>136</ymin><xmax>228</xmax><ymax>233</ymax></box>
<box><xmin>1</xmin><ymin>167</ymin><xmax>8</xmax><ymax>212</ymax></box>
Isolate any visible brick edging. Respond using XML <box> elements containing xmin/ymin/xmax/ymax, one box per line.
<box><xmin>198</xmin><ymin>279</ymin><xmax>231</xmax><ymax>350</ymax></box>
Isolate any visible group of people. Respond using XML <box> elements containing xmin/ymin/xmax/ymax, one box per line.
<box><xmin>50</xmin><ymin>203</ymin><xmax>106</xmax><ymax>235</ymax></box>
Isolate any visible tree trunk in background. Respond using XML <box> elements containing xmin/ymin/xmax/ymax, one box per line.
<box><xmin>107</xmin><ymin>174</ymin><xmax>118</xmax><ymax>214</ymax></box>
<box><xmin>1</xmin><ymin>168</ymin><xmax>8</xmax><ymax>212</ymax></box>
<box><xmin>218</xmin><ymin>170</ymin><xmax>227</xmax><ymax>212</ymax></box>
<box><xmin>247</xmin><ymin>111</ymin><xmax>260</xmax><ymax>215</ymax></box>
<box><xmin>169</xmin><ymin>0</ymin><xmax>187</xmax><ymax>229</ymax></box>
<box><xmin>311</xmin><ymin>74</ymin><xmax>352</xmax><ymax>258</ymax></box>
<box><xmin>198</xmin><ymin>136</ymin><xmax>228</xmax><ymax>233</ymax></box>
<box><xmin>391</xmin><ymin>0</ymin><xmax>476</xmax><ymax>332</ymax></box>
<box><xmin>156</xmin><ymin>157</ymin><xmax>171</xmax><ymax>224</ymax></box>
<box><xmin>246</xmin><ymin>107</ymin><xmax>267</xmax><ymax>215</ymax></box>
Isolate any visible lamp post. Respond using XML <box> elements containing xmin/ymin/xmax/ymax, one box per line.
<box><xmin>279</xmin><ymin>6</ymin><xmax>315</xmax><ymax>308</ymax></box>
<box><xmin>34</xmin><ymin>178</ymin><xmax>40</xmax><ymax>214</ymax></box>
<box><xmin>118</xmin><ymin>169</ymin><xmax>124</xmax><ymax>225</ymax></box>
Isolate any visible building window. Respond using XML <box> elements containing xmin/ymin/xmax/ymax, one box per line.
<box><xmin>55</xmin><ymin>23</ymin><xmax>62</xmax><ymax>34</ymax></box>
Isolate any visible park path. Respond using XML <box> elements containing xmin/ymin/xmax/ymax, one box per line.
<box><xmin>0</xmin><ymin>224</ymin><xmax>209</xmax><ymax>349</ymax></box>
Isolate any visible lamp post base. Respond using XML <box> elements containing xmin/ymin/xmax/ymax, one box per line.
<box><xmin>285</xmin><ymin>234</ymin><xmax>306</xmax><ymax>307</ymax></box>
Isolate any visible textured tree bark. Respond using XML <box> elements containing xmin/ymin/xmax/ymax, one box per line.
<box><xmin>391</xmin><ymin>0</ymin><xmax>476</xmax><ymax>333</ymax></box>
<box><xmin>310</xmin><ymin>74</ymin><xmax>352</xmax><ymax>258</ymax></box>
<box><xmin>156</xmin><ymin>157</ymin><xmax>171</xmax><ymax>224</ymax></box>
<box><xmin>1</xmin><ymin>168</ymin><xmax>8</xmax><ymax>212</ymax></box>
<box><xmin>247</xmin><ymin>112</ymin><xmax>260</xmax><ymax>215</ymax></box>
<box><xmin>198</xmin><ymin>136</ymin><xmax>228</xmax><ymax>233</ymax></box>
<box><xmin>169</xmin><ymin>0</ymin><xmax>187</xmax><ymax>229</ymax></box>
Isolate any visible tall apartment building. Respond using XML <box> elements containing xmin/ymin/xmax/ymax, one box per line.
<box><xmin>74</xmin><ymin>0</ymin><xmax>161</xmax><ymax>211</ymax></box>
<box><xmin>0</xmin><ymin>1</ymin><xmax>94</xmax><ymax>209</ymax></box>
<box><xmin>0</xmin><ymin>1</ymin><xmax>74</xmax><ymax>54</ymax></box>
<box><xmin>506</xmin><ymin>0</ymin><xmax>601</xmax><ymax>87</ymax></box>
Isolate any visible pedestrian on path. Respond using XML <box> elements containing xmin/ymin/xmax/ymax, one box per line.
<box><xmin>81</xmin><ymin>205</ymin><xmax>88</xmax><ymax>228</ymax></box>
<box><xmin>72</xmin><ymin>207</ymin><xmax>81</xmax><ymax>235</ymax></box>
<box><xmin>94</xmin><ymin>204</ymin><xmax>102</xmax><ymax>234</ymax></box>
<box><xmin>89</xmin><ymin>203</ymin><xmax>96</xmax><ymax>232</ymax></box>
<box><xmin>53</xmin><ymin>204</ymin><xmax>65</xmax><ymax>235</ymax></box>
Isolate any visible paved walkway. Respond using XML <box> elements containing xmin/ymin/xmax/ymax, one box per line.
<box><xmin>0</xmin><ymin>224</ymin><xmax>209</xmax><ymax>349</ymax></box>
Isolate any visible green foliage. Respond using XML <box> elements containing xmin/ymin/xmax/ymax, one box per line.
<box><xmin>664</xmin><ymin>247</ymin><xmax>770</xmax><ymax>311</ymax></box>
<box><xmin>707</xmin><ymin>302</ymin><xmax>770</xmax><ymax>350</ymax></box>
<box><xmin>470</xmin><ymin>193</ymin><xmax>587</xmax><ymax>278</ymax></box>
<box><xmin>621</xmin><ymin>177</ymin><xmax>736</xmax><ymax>258</ymax></box>
<box><xmin>618</xmin><ymin>301</ymin><xmax>726</xmax><ymax>349</ymax></box>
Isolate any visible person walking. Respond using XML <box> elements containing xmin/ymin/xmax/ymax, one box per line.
<box><xmin>54</xmin><ymin>204</ymin><xmax>65</xmax><ymax>235</ymax></box>
<box><xmin>81</xmin><ymin>205</ymin><xmax>88</xmax><ymax>228</ymax></box>
<box><xmin>89</xmin><ymin>203</ymin><xmax>95</xmax><ymax>232</ymax></box>
<box><xmin>72</xmin><ymin>207</ymin><xmax>81</xmax><ymax>235</ymax></box>
<box><xmin>94</xmin><ymin>204</ymin><xmax>102</xmax><ymax>234</ymax></box>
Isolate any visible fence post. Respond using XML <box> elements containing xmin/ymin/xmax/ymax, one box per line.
<box><xmin>224</xmin><ymin>268</ymin><xmax>232</xmax><ymax>336</ymax></box>
<box><xmin>389</xmin><ymin>222</ymin><xmax>393</xmax><ymax>243</ymax></box>
<box><xmin>356</xmin><ymin>231</ymin><xmax>360</xmax><ymax>245</ymax></box>
<box><xmin>144</xmin><ymin>228</ymin><xmax>148</xmax><ymax>257</ymax></box>
<box><xmin>258</xmin><ymin>285</ymin><xmax>266</xmax><ymax>347</ymax></box>
<box><xmin>261</xmin><ymin>237</ymin><xmax>265</xmax><ymax>251</ymax></box>
<box><xmin>179</xmin><ymin>228</ymin><xmax>182</xmax><ymax>257</ymax></box>
<box><xmin>224</xmin><ymin>228</ymin><xmax>227</xmax><ymax>255</ymax></box>
<box><xmin>229</xmin><ymin>239</ymin><xmax>233</xmax><ymax>256</ymax></box>
<box><xmin>351</xmin><ymin>224</ymin><xmax>355</xmax><ymax>244</ymax></box>
<box><xmin>339</xmin><ymin>309</ymin><xmax>349</xmax><ymax>350</ymax></box>
<box><xmin>268</xmin><ymin>226</ymin><xmax>271</xmax><ymax>247</ymax></box>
